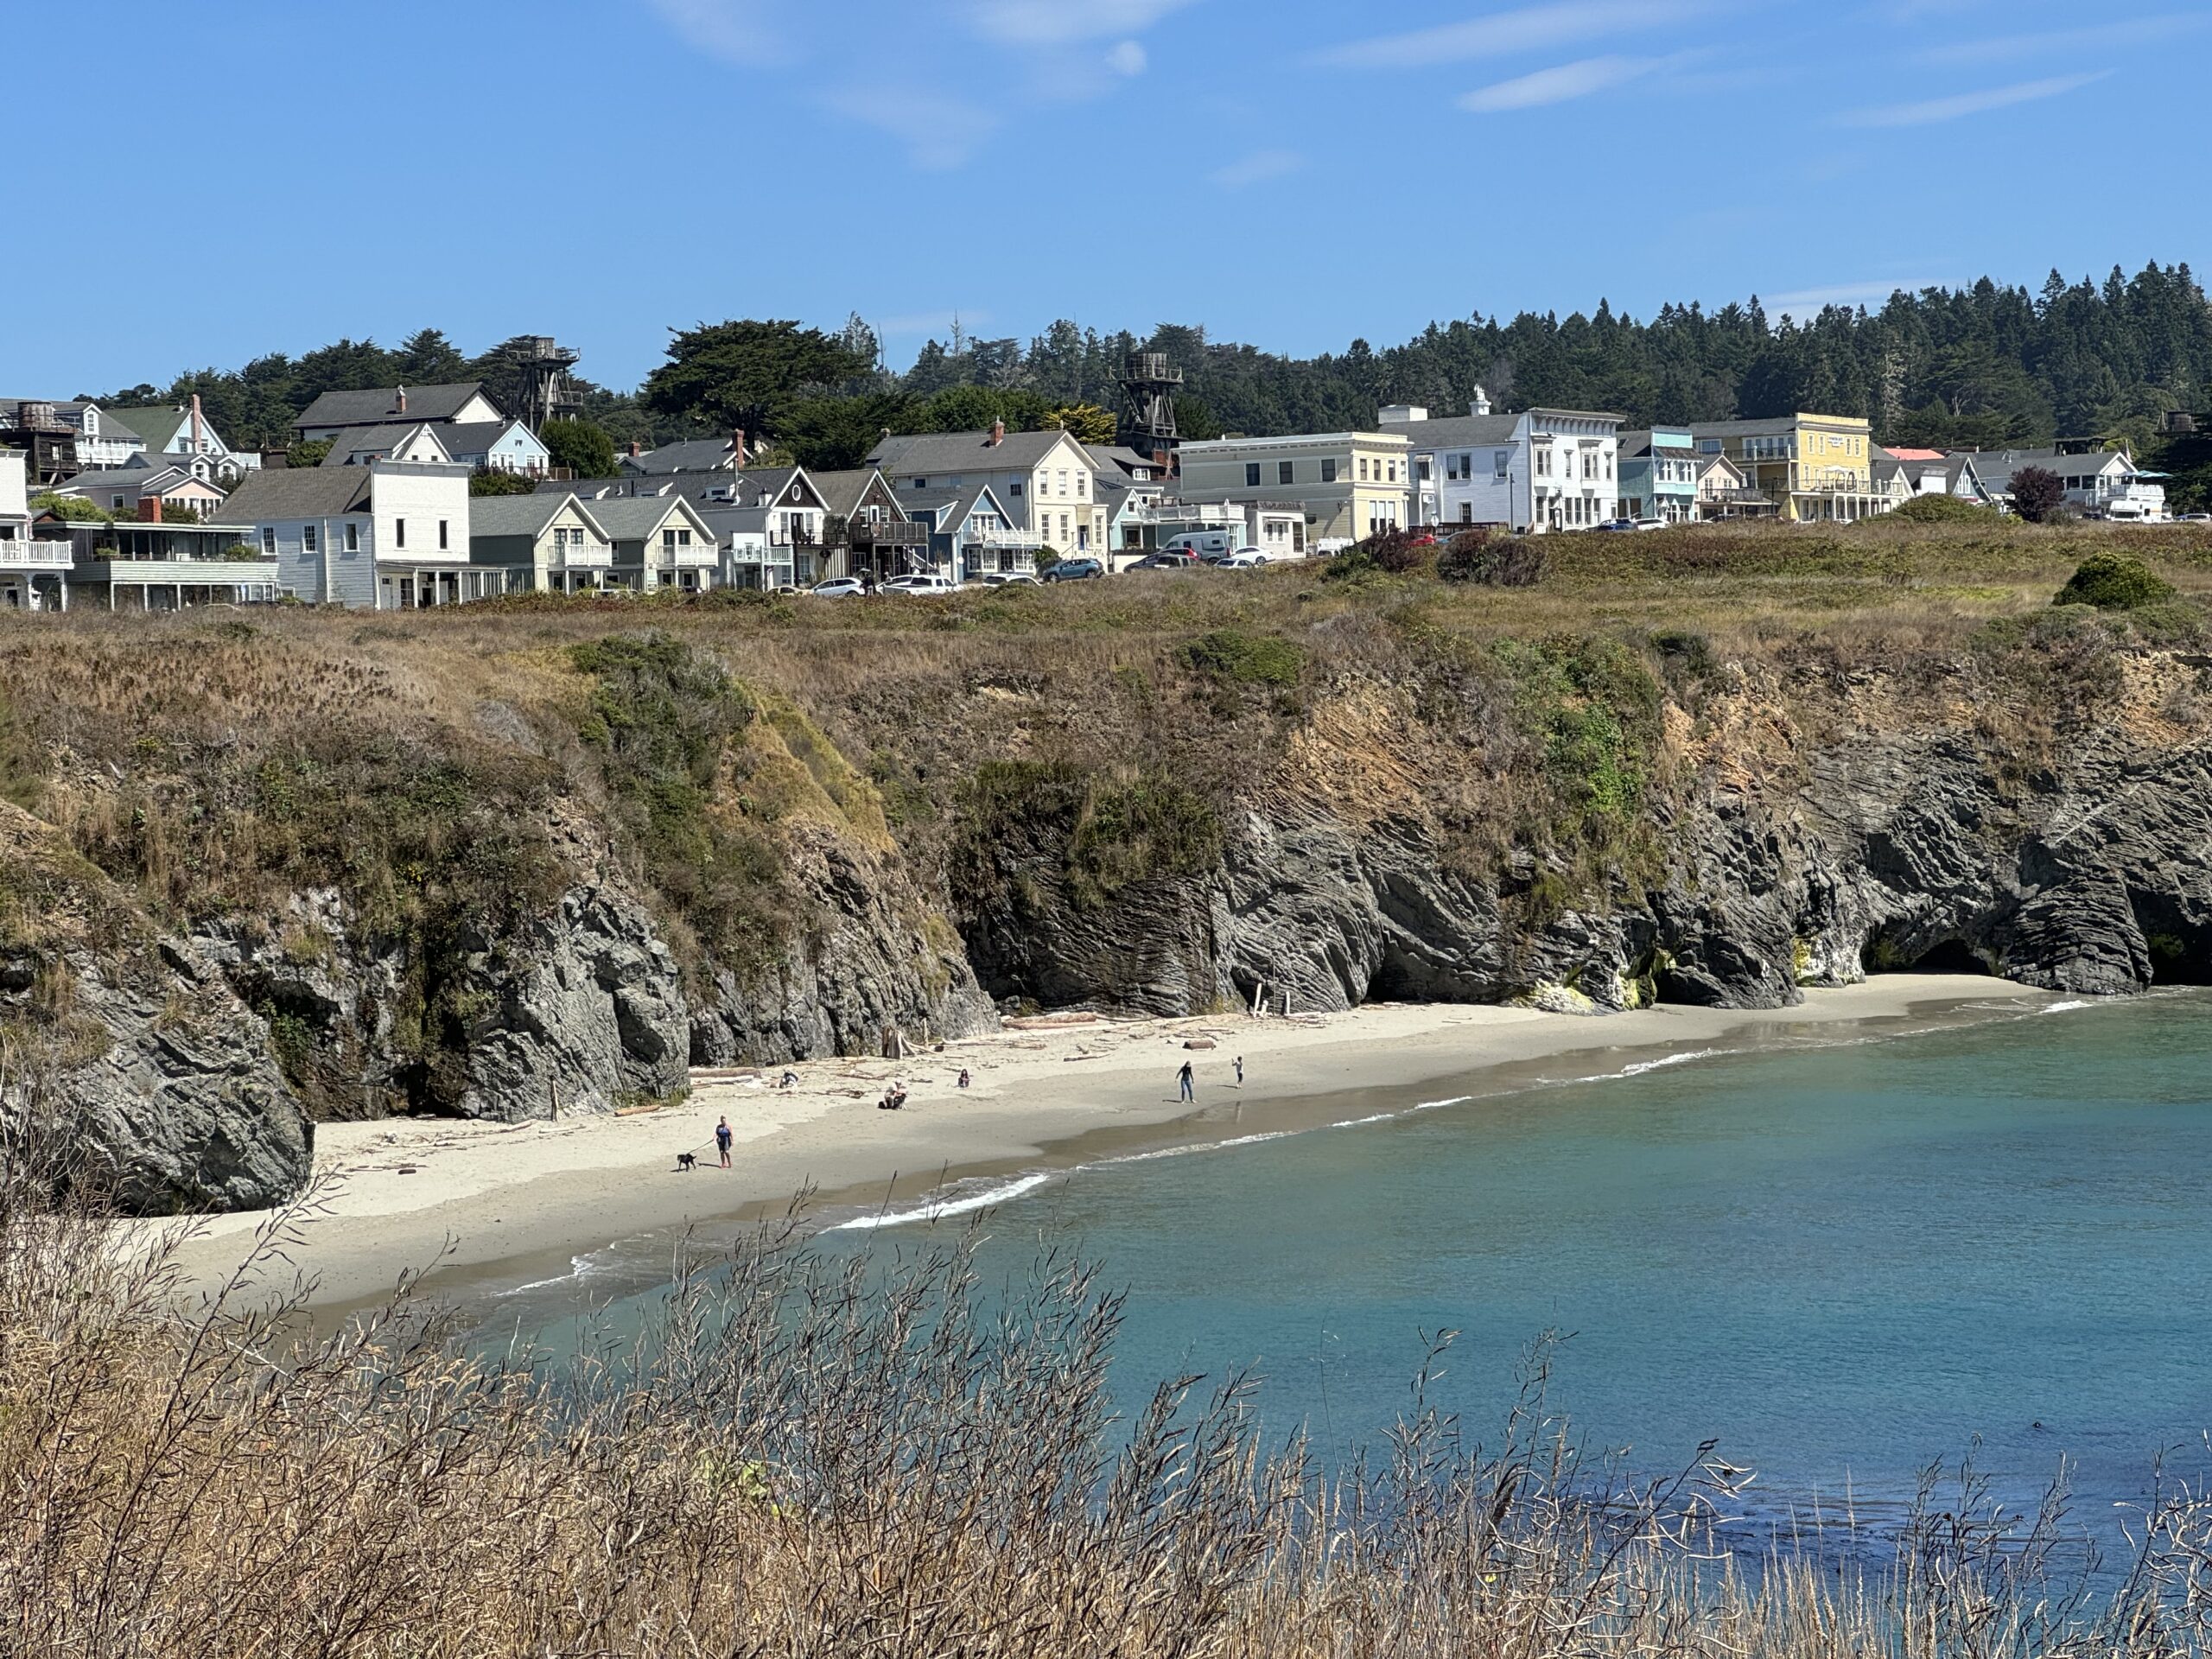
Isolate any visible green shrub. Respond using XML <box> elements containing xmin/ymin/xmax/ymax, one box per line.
<box><xmin>1648</xmin><ymin>628</ymin><xmax>1713</xmax><ymax>676</ymax></box>
<box><xmin>29</xmin><ymin>493</ymin><xmax>110</xmax><ymax>524</ymax></box>
<box><xmin>1439</xmin><ymin>529</ymin><xmax>1546</xmax><ymax>586</ymax></box>
<box><xmin>1891</xmin><ymin>493</ymin><xmax>2002</xmax><ymax>524</ymax></box>
<box><xmin>2054</xmin><ymin>553</ymin><xmax>2177</xmax><ymax>610</ymax></box>
<box><xmin>569</xmin><ymin>633</ymin><xmax>795</xmax><ymax>980</ymax></box>
<box><xmin>961</xmin><ymin>760</ymin><xmax>1221</xmax><ymax>907</ymax></box>
<box><xmin>1181</xmin><ymin>628</ymin><xmax>1304</xmax><ymax>689</ymax></box>
<box><xmin>1495</xmin><ymin>637</ymin><xmax>1662</xmax><ymax>837</ymax></box>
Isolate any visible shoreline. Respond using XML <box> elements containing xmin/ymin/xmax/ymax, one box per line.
<box><xmin>143</xmin><ymin>976</ymin><xmax>2063</xmax><ymax>1316</ymax></box>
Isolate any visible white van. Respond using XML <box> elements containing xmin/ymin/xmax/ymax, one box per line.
<box><xmin>1160</xmin><ymin>528</ymin><xmax>1238</xmax><ymax>562</ymax></box>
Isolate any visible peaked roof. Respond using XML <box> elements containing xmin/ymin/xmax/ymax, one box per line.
<box><xmin>623</xmin><ymin>436</ymin><xmax>741</xmax><ymax>475</ymax></box>
<box><xmin>807</xmin><ymin>467</ymin><xmax>893</xmax><ymax>518</ymax></box>
<box><xmin>469</xmin><ymin>491</ymin><xmax>607</xmax><ymax>540</ymax></box>
<box><xmin>907</xmin><ymin>480</ymin><xmax>1014</xmax><ymax>531</ymax></box>
<box><xmin>50</xmin><ymin>464</ymin><xmax>213</xmax><ymax>497</ymax></box>
<box><xmin>1961</xmin><ymin>448</ymin><xmax>2134</xmax><ymax>492</ymax></box>
<box><xmin>107</xmin><ymin>405</ymin><xmax>201</xmax><ymax>452</ymax></box>
<box><xmin>585</xmin><ymin>493</ymin><xmax>715</xmax><ymax>541</ymax></box>
<box><xmin>435</xmin><ymin>418</ymin><xmax>545</xmax><ymax>457</ymax></box>
<box><xmin>220</xmin><ymin>467</ymin><xmax>375</xmax><ymax>520</ymax></box>
<box><xmin>0</xmin><ymin>399</ymin><xmax>141</xmax><ymax>442</ymax></box>
<box><xmin>295</xmin><ymin>383</ymin><xmax>499</xmax><ymax>430</ymax></box>
<box><xmin>319</xmin><ymin>423</ymin><xmax>454</xmax><ymax>467</ymax></box>
<box><xmin>1884</xmin><ymin>447</ymin><xmax>1948</xmax><ymax>461</ymax></box>
<box><xmin>1082</xmin><ymin>442</ymin><xmax>1162</xmax><ymax>479</ymax></box>
<box><xmin>735</xmin><ymin>465</ymin><xmax>825</xmax><ymax>507</ymax></box>
<box><xmin>866</xmin><ymin>427</ymin><xmax>1090</xmax><ymax>474</ymax></box>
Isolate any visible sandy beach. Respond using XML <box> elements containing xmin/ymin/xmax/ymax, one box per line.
<box><xmin>146</xmin><ymin>975</ymin><xmax>2056</xmax><ymax>1313</ymax></box>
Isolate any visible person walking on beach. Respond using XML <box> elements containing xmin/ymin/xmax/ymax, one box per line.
<box><xmin>1177</xmin><ymin>1060</ymin><xmax>1195</xmax><ymax>1103</ymax></box>
<box><xmin>715</xmin><ymin>1116</ymin><xmax>733</xmax><ymax>1169</ymax></box>
<box><xmin>1235</xmin><ymin>1055</ymin><xmax>1244</xmax><ymax>1087</ymax></box>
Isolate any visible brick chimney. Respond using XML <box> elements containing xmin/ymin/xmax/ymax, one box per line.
<box><xmin>732</xmin><ymin>428</ymin><xmax>747</xmax><ymax>467</ymax></box>
<box><xmin>395</xmin><ymin>385</ymin><xmax>408</xmax><ymax>415</ymax></box>
<box><xmin>988</xmin><ymin>417</ymin><xmax>1005</xmax><ymax>447</ymax></box>
<box><xmin>189</xmin><ymin>392</ymin><xmax>204</xmax><ymax>455</ymax></box>
<box><xmin>139</xmin><ymin>495</ymin><xmax>163</xmax><ymax>523</ymax></box>
<box><xmin>627</xmin><ymin>441</ymin><xmax>641</xmax><ymax>457</ymax></box>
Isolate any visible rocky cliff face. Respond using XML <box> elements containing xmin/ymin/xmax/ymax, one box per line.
<box><xmin>944</xmin><ymin>651</ymin><xmax>2212</xmax><ymax>1020</ymax></box>
<box><xmin>6</xmin><ymin>608</ymin><xmax>2206</xmax><ymax>1216</ymax></box>
<box><xmin>0</xmin><ymin>806</ymin><xmax>311</xmax><ymax>1213</ymax></box>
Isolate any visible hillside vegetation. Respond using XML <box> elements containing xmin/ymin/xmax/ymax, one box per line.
<box><xmin>8</xmin><ymin>518</ymin><xmax>2212</xmax><ymax>1206</ymax></box>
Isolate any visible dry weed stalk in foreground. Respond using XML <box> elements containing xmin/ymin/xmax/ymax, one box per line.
<box><xmin>6</xmin><ymin>1110</ymin><xmax>2212</xmax><ymax>1658</ymax></box>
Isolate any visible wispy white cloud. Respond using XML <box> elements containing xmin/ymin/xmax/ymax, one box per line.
<box><xmin>876</xmin><ymin>309</ymin><xmax>992</xmax><ymax>338</ymax></box>
<box><xmin>1208</xmin><ymin>148</ymin><xmax>1303</xmax><ymax>188</ymax></box>
<box><xmin>1459</xmin><ymin>53</ymin><xmax>1664</xmax><ymax>112</ymax></box>
<box><xmin>1765</xmin><ymin>278</ymin><xmax>1955</xmax><ymax>311</ymax></box>
<box><xmin>1318</xmin><ymin>0</ymin><xmax>1710</xmax><ymax>70</ymax></box>
<box><xmin>823</xmin><ymin>85</ymin><xmax>1000</xmax><ymax>170</ymax></box>
<box><xmin>646</xmin><ymin>0</ymin><xmax>1187</xmax><ymax>169</ymax></box>
<box><xmin>1919</xmin><ymin>11</ymin><xmax>2208</xmax><ymax>63</ymax></box>
<box><xmin>967</xmin><ymin>0</ymin><xmax>1195</xmax><ymax>46</ymax></box>
<box><xmin>1837</xmin><ymin>70</ymin><xmax>2109</xmax><ymax>127</ymax></box>
<box><xmin>643</xmin><ymin>0</ymin><xmax>794</xmax><ymax>65</ymax></box>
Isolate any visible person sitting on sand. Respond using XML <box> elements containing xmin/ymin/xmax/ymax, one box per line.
<box><xmin>957</xmin><ymin>1068</ymin><xmax>971</xmax><ymax>1090</ymax></box>
<box><xmin>779</xmin><ymin>1070</ymin><xmax>798</xmax><ymax>1090</ymax></box>
<box><xmin>877</xmin><ymin>1084</ymin><xmax>909</xmax><ymax>1111</ymax></box>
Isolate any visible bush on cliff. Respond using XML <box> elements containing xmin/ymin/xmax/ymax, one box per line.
<box><xmin>1496</xmin><ymin>637</ymin><xmax>1662</xmax><ymax>843</ymax></box>
<box><xmin>2054</xmin><ymin>553</ymin><xmax>2177</xmax><ymax>611</ymax></box>
<box><xmin>1438</xmin><ymin>527</ymin><xmax>1547</xmax><ymax>587</ymax></box>
<box><xmin>1181</xmin><ymin>628</ymin><xmax>1304</xmax><ymax>690</ymax></box>
<box><xmin>1892</xmin><ymin>493</ymin><xmax>2003</xmax><ymax>524</ymax></box>
<box><xmin>569</xmin><ymin>633</ymin><xmax>793</xmax><ymax>978</ymax></box>
<box><xmin>960</xmin><ymin>758</ymin><xmax>1220</xmax><ymax>908</ymax></box>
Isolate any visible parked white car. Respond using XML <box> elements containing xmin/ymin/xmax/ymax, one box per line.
<box><xmin>1224</xmin><ymin>551</ymin><xmax>1273</xmax><ymax>569</ymax></box>
<box><xmin>883</xmin><ymin>573</ymin><xmax>961</xmax><ymax>595</ymax></box>
<box><xmin>808</xmin><ymin>576</ymin><xmax>866</xmax><ymax>598</ymax></box>
<box><xmin>976</xmin><ymin>572</ymin><xmax>1040</xmax><ymax>587</ymax></box>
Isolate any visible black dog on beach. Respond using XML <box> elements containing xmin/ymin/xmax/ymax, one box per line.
<box><xmin>675</xmin><ymin>1152</ymin><xmax>698</xmax><ymax>1172</ymax></box>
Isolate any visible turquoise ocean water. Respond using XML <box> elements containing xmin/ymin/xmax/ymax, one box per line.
<box><xmin>517</xmin><ymin>991</ymin><xmax>2212</xmax><ymax>1541</ymax></box>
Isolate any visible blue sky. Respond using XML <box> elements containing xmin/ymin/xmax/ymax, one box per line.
<box><xmin>8</xmin><ymin>0</ymin><xmax>2206</xmax><ymax>396</ymax></box>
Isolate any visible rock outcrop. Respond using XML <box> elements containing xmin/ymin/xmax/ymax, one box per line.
<box><xmin>10</xmin><ymin>614</ymin><xmax>2211</xmax><ymax>1217</ymax></box>
<box><xmin>690</xmin><ymin>823</ymin><xmax>997</xmax><ymax>1064</ymax></box>
<box><xmin>0</xmin><ymin>807</ymin><xmax>312</xmax><ymax>1213</ymax></box>
<box><xmin>948</xmin><ymin>667</ymin><xmax>2212</xmax><ymax>1020</ymax></box>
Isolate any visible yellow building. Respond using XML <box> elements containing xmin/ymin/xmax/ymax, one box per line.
<box><xmin>1686</xmin><ymin>414</ymin><xmax>1887</xmax><ymax>523</ymax></box>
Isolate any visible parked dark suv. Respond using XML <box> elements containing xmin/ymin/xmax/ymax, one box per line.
<box><xmin>1042</xmin><ymin>556</ymin><xmax>1104</xmax><ymax>582</ymax></box>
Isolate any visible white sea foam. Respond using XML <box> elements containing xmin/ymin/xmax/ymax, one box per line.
<box><xmin>830</xmin><ymin>1172</ymin><xmax>1053</xmax><ymax>1231</ymax></box>
<box><xmin>1572</xmin><ymin>1047</ymin><xmax>1727</xmax><ymax>1084</ymax></box>
<box><xmin>1415</xmin><ymin>1094</ymin><xmax>1474</xmax><ymax>1111</ymax></box>
<box><xmin>500</xmin><ymin>1249</ymin><xmax>615</xmax><ymax>1296</ymax></box>
<box><xmin>2037</xmin><ymin>999</ymin><xmax>2093</xmax><ymax>1014</ymax></box>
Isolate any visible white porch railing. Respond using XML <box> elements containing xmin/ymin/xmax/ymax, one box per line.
<box><xmin>0</xmin><ymin>540</ymin><xmax>75</xmax><ymax>568</ymax></box>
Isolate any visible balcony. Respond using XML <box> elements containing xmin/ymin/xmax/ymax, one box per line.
<box><xmin>846</xmin><ymin>518</ymin><xmax>928</xmax><ymax>547</ymax></box>
<box><xmin>0</xmin><ymin>539</ymin><xmax>75</xmax><ymax>569</ymax></box>
<box><xmin>963</xmin><ymin>524</ymin><xmax>1040</xmax><ymax>548</ymax></box>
